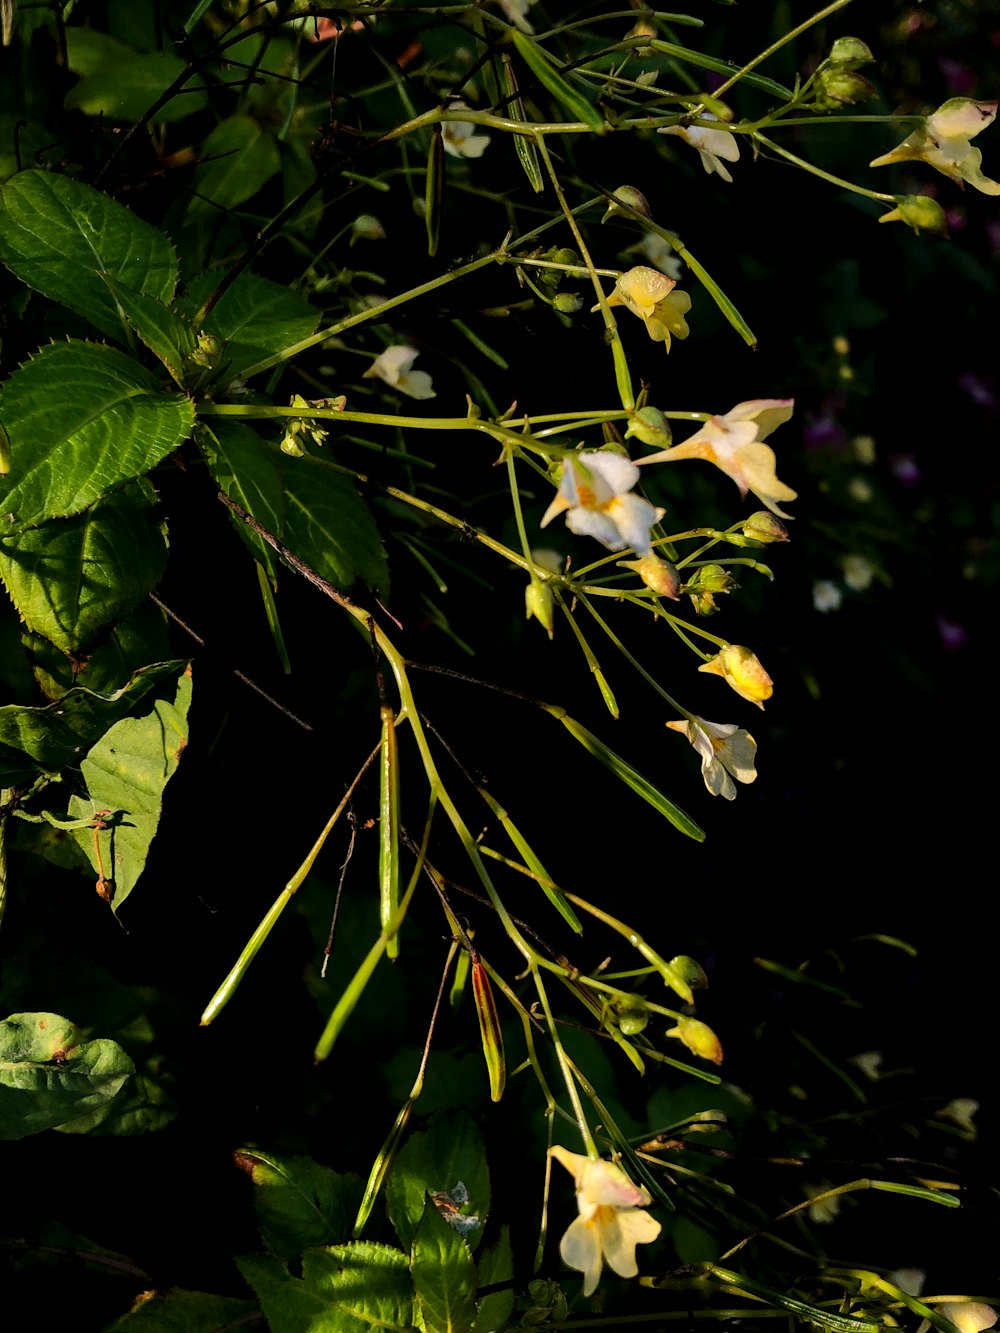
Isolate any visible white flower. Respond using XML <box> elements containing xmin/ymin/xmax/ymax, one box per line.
<box><xmin>659</xmin><ymin>116</ymin><xmax>741</xmax><ymax>182</ymax></box>
<box><xmin>937</xmin><ymin>1305</ymin><xmax>997</xmax><ymax>1333</ymax></box>
<box><xmin>499</xmin><ymin>0</ymin><xmax>537</xmax><ymax>32</ymax></box>
<box><xmin>363</xmin><ymin>346</ymin><xmax>436</xmax><ymax>400</ymax></box>
<box><xmin>813</xmin><ymin>580</ymin><xmax>842</xmax><ymax>613</ymax></box>
<box><xmin>540</xmin><ymin>451</ymin><xmax>664</xmax><ymax>556</ymax></box>
<box><xmin>550</xmin><ymin>1147</ymin><xmax>661</xmax><ymax>1297</ymax></box>
<box><xmin>638</xmin><ymin>399</ymin><xmax>796</xmax><ymax>517</ymax></box>
<box><xmin>870</xmin><ymin>98</ymin><xmax>1000</xmax><ymax>195</ymax></box>
<box><xmin>889</xmin><ymin>1269</ymin><xmax>925</xmax><ymax>1296</ymax></box>
<box><xmin>351</xmin><ymin>214</ymin><xmax>385</xmax><ymax>243</ymax></box>
<box><xmin>666</xmin><ymin>716</ymin><xmax>757</xmax><ymax>801</ymax></box>
<box><xmin>441</xmin><ymin>104</ymin><xmax>491</xmax><ymax>159</ymax></box>
<box><xmin>805</xmin><ymin>1183</ymin><xmax>840</xmax><ymax>1224</ymax></box>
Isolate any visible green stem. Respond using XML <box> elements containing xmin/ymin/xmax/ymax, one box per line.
<box><xmin>710</xmin><ymin>0</ymin><xmax>855</xmax><ymax>103</ymax></box>
<box><xmin>755</xmin><ymin>132</ymin><xmax>895</xmax><ymax>202</ymax></box>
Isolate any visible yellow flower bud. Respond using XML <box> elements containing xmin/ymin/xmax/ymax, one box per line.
<box><xmin>625</xmin><ymin>406</ymin><xmax>672</xmax><ymax>448</ymax></box>
<box><xmin>698</xmin><ymin>644</ymin><xmax>773</xmax><ymax>709</ymax></box>
<box><xmin>666</xmin><ymin>1016</ymin><xmax>723</xmax><ymax>1064</ymax></box>
<box><xmin>879</xmin><ymin>194</ymin><xmax>949</xmax><ymax>236</ymax></box>
<box><xmin>742</xmin><ymin>511</ymin><xmax>790</xmax><ymax>543</ymax></box>
<box><xmin>525</xmin><ymin>580</ymin><xmax>555</xmax><ymax>637</ymax></box>
<box><xmin>617</xmin><ymin>554</ymin><xmax>681</xmax><ymax>599</ymax></box>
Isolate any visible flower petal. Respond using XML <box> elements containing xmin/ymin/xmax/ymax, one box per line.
<box><xmin>579</xmin><ymin>1158</ymin><xmax>651</xmax><ymax>1209</ymax></box>
<box><xmin>566</xmin><ymin>506</ymin><xmax>626</xmax><ymax>549</ymax></box>
<box><xmin>559</xmin><ymin>1215</ymin><xmax>604</xmax><ymax>1297</ymax></box>
<box><xmin>601</xmin><ymin>1208</ymin><xmax>662</xmax><ymax>1279</ymax></box>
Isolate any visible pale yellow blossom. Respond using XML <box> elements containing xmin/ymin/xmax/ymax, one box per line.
<box><xmin>603</xmin><ymin>266</ymin><xmax>691</xmax><ymax>350</ymax></box>
<box><xmin>870</xmin><ymin>98</ymin><xmax>1000</xmax><ymax>195</ymax></box>
<box><xmin>666</xmin><ymin>716</ymin><xmax>757</xmax><ymax>800</ymax></box>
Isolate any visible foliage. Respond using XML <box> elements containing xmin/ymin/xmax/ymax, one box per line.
<box><xmin>0</xmin><ymin>0</ymin><xmax>997</xmax><ymax>1329</ymax></box>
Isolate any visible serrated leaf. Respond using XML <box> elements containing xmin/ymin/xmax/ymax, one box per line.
<box><xmin>412</xmin><ymin>1200</ymin><xmax>477</xmax><ymax>1333</ymax></box>
<box><xmin>234</xmin><ymin>1148</ymin><xmax>351</xmax><ymax>1259</ymax></box>
<box><xmin>0</xmin><ymin>1011</ymin><xmax>134</xmax><ymax>1140</ymax></box>
<box><xmin>0</xmin><ymin>481</ymin><xmax>167</xmax><ymax>653</ymax></box>
<box><xmin>387</xmin><ymin>1110</ymin><xmax>489</xmax><ymax>1252</ymax></box>
<box><xmin>181</xmin><ymin>271</ymin><xmax>319</xmax><ymax>376</ymax></box>
<box><xmin>68</xmin><ymin>666</ymin><xmax>192</xmax><ymax>912</ymax></box>
<box><xmin>200</xmin><ymin>421</ymin><xmax>389</xmax><ymax>595</ymax></box>
<box><xmin>0</xmin><ymin>169</ymin><xmax>178</xmax><ymax>338</ymax></box>
<box><xmin>65</xmin><ymin>29</ymin><xmax>207</xmax><ymax>124</ymax></box>
<box><xmin>0</xmin><ymin>658</ymin><xmax>187</xmax><ymax>785</ymax></box>
<box><xmin>101</xmin><ymin>276</ymin><xmax>198</xmax><ymax>384</ymax></box>
<box><xmin>238</xmin><ymin>1242</ymin><xmax>414</xmax><ymax>1333</ymax></box>
<box><xmin>105</xmin><ymin>1288</ymin><xmax>259</xmax><ymax>1332</ymax></box>
<box><xmin>188</xmin><ymin>114</ymin><xmax>280</xmax><ymax>216</ymax></box>
<box><xmin>0</xmin><ymin>341</ymin><xmax>195</xmax><ymax>531</ymax></box>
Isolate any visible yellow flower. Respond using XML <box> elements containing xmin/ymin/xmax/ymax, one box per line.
<box><xmin>698</xmin><ymin>645</ymin><xmax>773</xmax><ymax>710</ymax></box>
<box><xmin>870</xmin><ymin>98</ymin><xmax>1000</xmax><ymax>195</ymax></box>
<box><xmin>363</xmin><ymin>346</ymin><xmax>436</xmax><ymax>400</ymax></box>
<box><xmin>540</xmin><ymin>450</ymin><xmax>664</xmax><ymax>556</ymax></box>
<box><xmin>666</xmin><ymin>716</ymin><xmax>757</xmax><ymax>800</ymax></box>
<box><xmin>603</xmin><ymin>266</ymin><xmax>691</xmax><ymax>350</ymax></box>
<box><xmin>659</xmin><ymin>117</ymin><xmax>741</xmax><ymax>182</ymax></box>
<box><xmin>637</xmin><ymin>399</ymin><xmax>796</xmax><ymax>517</ymax></box>
<box><xmin>550</xmin><ymin>1147</ymin><xmax>661</xmax><ymax>1297</ymax></box>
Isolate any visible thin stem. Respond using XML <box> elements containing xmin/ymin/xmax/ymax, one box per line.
<box><xmin>755</xmin><ymin>132</ymin><xmax>895</xmax><ymax>202</ymax></box>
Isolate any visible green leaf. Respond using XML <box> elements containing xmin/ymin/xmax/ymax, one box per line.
<box><xmin>68</xmin><ymin>666</ymin><xmax>192</xmax><ymax>912</ymax></box>
<box><xmin>181</xmin><ymin>271</ymin><xmax>319</xmax><ymax>376</ymax></box>
<box><xmin>387</xmin><ymin>1110</ymin><xmax>489</xmax><ymax>1252</ymax></box>
<box><xmin>0</xmin><ymin>481</ymin><xmax>168</xmax><ymax>653</ymax></box>
<box><xmin>188</xmin><ymin>115</ymin><xmax>280</xmax><ymax>216</ymax></box>
<box><xmin>105</xmin><ymin>1288</ymin><xmax>259</xmax><ymax>1332</ymax></box>
<box><xmin>55</xmin><ymin>1064</ymin><xmax>174</xmax><ymax>1136</ymax></box>
<box><xmin>200</xmin><ymin>421</ymin><xmax>389</xmax><ymax>596</ymax></box>
<box><xmin>65</xmin><ymin>29</ymin><xmax>207</xmax><ymax>124</ymax></box>
<box><xmin>512</xmin><ymin>32</ymin><xmax>605</xmax><ymax>132</ymax></box>
<box><xmin>0</xmin><ymin>658</ymin><xmax>188</xmax><ymax>785</ymax></box>
<box><xmin>0</xmin><ymin>1011</ymin><xmax>134</xmax><ymax>1140</ymax></box>
<box><xmin>234</xmin><ymin>1148</ymin><xmax>351</xmax><ymax>1258</ymax></box>
<box><xmin>238</xmin><ymin>1243</ymin><xmax>414</xmax><ymax>1333</ymax></box>
<box><xmin>0</xmin><ymin>169</ymin><xmax>178</xmax><ymax>338</ymax></box>
<box><xmin>0</xmin><ymin>340</ymin><xmax>195</xmax><ymax>532</ymax></box>
<box><xmin>412</xmin><ymin>1200</ymin><xmax>477</xmax><ymax>1333</ymax></box>
<box><xmin>475</xmin><ymin>1225</ymin><xmax>514</xmax><ymax>1333</ymax></box>
<box><xmin>101</xmin><ymin>276</ymin><xmax>198</xmax><ymax>385</ymax></box>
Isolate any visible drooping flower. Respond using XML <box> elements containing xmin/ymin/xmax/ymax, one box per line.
<box><xmin>550</xmin><ymin>1147</ymin><xmax>661</xmax><ymax>1297</ymax></box>
<box><xmin>540</xmin><ymin>451</ymin><xmax>664</xmax><ymax>555</ymax></box>
<box><xmin>637</xmin><ymin>399</ymin><xmax>796</xmax><ymax>517</ymax></box>
<box><xmin>441</xmin><ymin>104</ymin><xmax>491</xmax><ymax>158</ymax></box>
<box><xmin>658</xmin><ymin>116</ymin><xmax>741</xmax><ymax>182</ymax></box>
<box><xmin>666</xmin><ymin>716</ymin><xmax>757</xmax><ymax>800</ymax></box>
<box><xmin>870</xmin><ymin>98</ymin><xmax>1000</xmax><ymax>195</ymax></box>
<box><xmin>363</xmin><ymin>346</ymin><xmax>436</xmax><ymax>400</ymax></box>
<box><xmin>603</xmin><ymin>266</ymin><xmax>691</xmax><ymax>350</ymax></box>
<box><xmin>698</xmin><ymin>645</ymin><xmax>773</xmax><ymax>709</ymax></box>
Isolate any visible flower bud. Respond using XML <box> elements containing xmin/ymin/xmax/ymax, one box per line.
<box><xmin>815</xmin><ymin>67</ymin><xmax>877</xmax><ymax>108</ymax></box>
<box><xmin>618</xmin><ymin>554</ymin><xmax>682</xmax><ymax>599</ymax></box>
<box><xmin>525</xmin><ymin>580</ymin><xmax>554</xmax><ymax>637</ymax></box>
<box><xmin>613</xmin><ymin>997</ymin><xmax>649</xmax><ymax>1036</ymax></box>
<box><xmin>351</xmin><ymin>213</ymin><xmax>386</xmax><ymax>242</ymax></box>
<box><xmin>626</xmin><ymin>406</ymin><xmax>672</xmax><ymax>448</ymax></box>
<box><xmin>667</xmin><ymin>1016</ymin><xmax>723</xmax><ymax>1064</ymax></box>
<box><xmin>602</xmin><ymin>185</ymin><xmax>652</xmax><ymax>223</ymax></box>
<box><xmin>698</xmin><ymin>644</ymin><xmax>773</xmax><ymax>708</ymax></box>
<box><xmin>553</xmin><ymin>291</ymin><xmax>583</xmax><ymax>313</ymax></box>
<box><xmin>879</xmin><ymin>194</ymin><xmax>949</xmax><ymax>236</ymax></box>
<box><xmin>742</xmin><ymin>511</ymin><xmax>790</xmax><ymax>543</ymax></box>
<box><xmin>828</xmin><ymin>36</ymin><xmax>874</xmax><ymax>68</ymax></box>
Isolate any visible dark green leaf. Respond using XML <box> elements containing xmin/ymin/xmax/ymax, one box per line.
<box><xmin>68</xmin><ymin>666</ymin><xmax>192</xmax><ymax>912</ymax></box>
<box><xmin>0</xmin><ymin>481</ymin><xmax>168</xmax><ymax>653</ymax></box>
<box><xmin>200</xmin><ymin>421</ymin><xmax>389</xmax><ymax>595</ymax></box>
<box><xmin>101</xmin><ymin>276</ymin><xmax>198</xmax><ymax>385</ymax></box>
<box><xmin>55</xmin><ymin>1063</ymin><xmax>175</xmax><ymax>1136</ymax></box>
<box><xmin>387</xmin><ymin>1110</ymin><xmax>489</xmax><ymax>1252</ymax></box>
<box><xmin>0</xmin><ymin>1011</ymin><xmax>134</xmax><ymax>1140</ymax></box>
<box><xmin>411</xmin><ymin>1200</ymin><xmax>477</xmax><ymax>1333</ymax></box>
<box><xmin>0</xmin><ymin>340</ymin><xmax>195</xmax><ymax>531</ymax></box>
<box><xmin>0</xmin><ymin>658</ymin><xmax>187</xmax><ymax>785</ymax></box>
<box><xmin>65</xmin><ymin>29</ymin><xmax>207</xmax><ymax>124</ymax></box>
<box><xmin>105</xmin><ymin>1288</ymin><xmax>259</xmax><ymax>1332</ymax></box>
<box><xmin>181</xmin><ymin>272</ymin><xmax>319</xmax><ymax>377</ymax></box>
<box><xmin>188</xmin><ymin>115</ymin><xmax>280</xmax><ymax>216</ymax></box>
<box><xmin>0</xmin><ymin>170</ymin><xmax>178</xmax><ymax>338</ymax></box>
<box><xmin>475</xmin><ymin>1225</ymin><xmax>514</xmax><ymax>1333</ymax></box>
<box><xmin>234</xmin><ymin>1148</ymin><xmax>351</xmax><ymax>1259</ymax></box>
